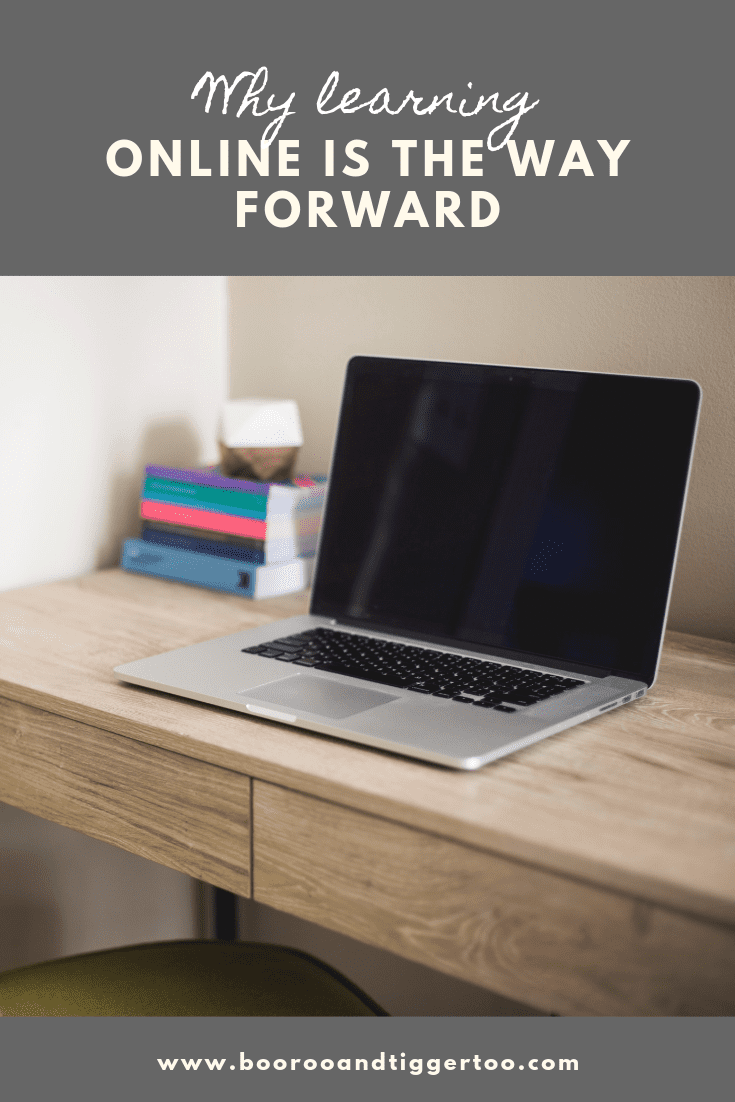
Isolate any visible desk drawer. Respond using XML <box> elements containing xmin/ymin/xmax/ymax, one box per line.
<box><xmin>253</xmin><ymin>780</ymin><xmax>735</xmax><ymax>1016</ymax></box>
<box><xmin>0</xmin><ymin>698</ymin><xmax>250</xmax><ymax>896</ymax></box>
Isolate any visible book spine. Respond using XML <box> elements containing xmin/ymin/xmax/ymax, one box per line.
<box><xmin>140</xmin><ymin>527</ymin><xmax>267</xmax><ymax>564</ymax></box>
<box><xmin>140</xmin><ymin>499</ymin><xmax>268</xmax><ymax>539</ymax></box>
<box><xmin>145</xmin><ymin>464</ymin><xmax>272</xmax><ymax>494</ymax></box>
<box><xmin>144</xmin><ymin>465</ymin><xmax>327</xmax><ymax>511</ymax></box>
<box><xmin>142</xmin><ymin>476</ymin><xmax>268</xmax><ymax>518</ymax></box>
<box><xmin>139</xmin><ymin>499</ymin><xmax>322</xmax><ymax>542</ymax></box>
<box><xmin>140</xmin><ymin>520</ymin><xmax>317</xmax><ymax>563</ymax></box>
<box><xmin>121</xmin><ymin>539</ymin><xmax>310</xmax><ymax>599</ymax></box>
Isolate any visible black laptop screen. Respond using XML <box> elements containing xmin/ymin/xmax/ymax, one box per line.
<box><xmin>311</xmin><ymin>357</ymin><xmax>700</xmax><ymax>685</ymax></box>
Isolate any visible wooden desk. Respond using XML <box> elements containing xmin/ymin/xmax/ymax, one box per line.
<box><xmin>1</xmin><ymin>569</ymin><xmax>734</xmax><ymax>1016</ymax></box>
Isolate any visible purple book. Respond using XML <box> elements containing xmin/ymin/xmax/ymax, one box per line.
<box><xmin>145</xmin><ymin>465</ymin><xmax>326</xmax><ymax>498</ymax></box>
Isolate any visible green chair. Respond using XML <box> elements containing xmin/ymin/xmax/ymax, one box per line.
<box><xmin>0</xmin><ymin>940</ymin><xmax>387</xmax><ymax>1016</ymax></box>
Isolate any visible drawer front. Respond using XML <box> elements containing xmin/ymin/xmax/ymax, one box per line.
<box><xmin>253</xmin><ymin>780</ymin><xmax>735</xmax><ymax>1016</ymax></box>
<box><xmin>0</xmin><ymin>697</ymin><xmax>250</xmax><ymax>896</ymax></box>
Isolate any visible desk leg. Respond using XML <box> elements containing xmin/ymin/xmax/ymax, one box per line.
<box><xmin>213</xmin><ymin>887</ymin><xmax>239</xmax><ymax>941</ymax></box>
<box><xmin>197</xmin><ymin>882</ymin><xmax>240</xmax><ymax>942</ymax></box>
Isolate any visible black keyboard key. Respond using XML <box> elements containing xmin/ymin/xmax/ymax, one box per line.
<box><xmin>372</xmin><ymin>673</ymin><xmax>414</xmax><ymax>688</ymax></box>
<box><xmin>317</xmin><ymin>662</ymin><xmax>410</xmax><ymax>689</ymax></box>
<box><xmin>255</xmin><ymin>627</ymin><xmax>584</xmax><ymax>707</ymax></box>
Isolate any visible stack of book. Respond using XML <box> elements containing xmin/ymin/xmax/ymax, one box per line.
<box><xmin>121</xmin><ymin>464</ymin><xmax>327</xmax><ymax>599</ymax></box>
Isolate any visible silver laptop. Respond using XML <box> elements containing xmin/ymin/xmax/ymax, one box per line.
<box><xmin>115</xmin><ymin>356</ymin><xmax>701</xmax><ymax>770</ymax></box>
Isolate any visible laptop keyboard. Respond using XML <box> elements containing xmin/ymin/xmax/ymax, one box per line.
<box><xmin>242</xmin><ymin>628</ymin><xmax>584</xmax><ymax>712</ymax></box>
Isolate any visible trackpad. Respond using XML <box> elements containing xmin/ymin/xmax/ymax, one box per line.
<box><xmin>239</xmin><ymin>675</ymin><xmax>398</xmax><ymax>720</ymax></box>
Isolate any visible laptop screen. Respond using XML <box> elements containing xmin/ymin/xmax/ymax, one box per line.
<box><xmin>311</xmin><ymin>357</ymin><xmax>700</xmax><ymax>685</ymax></box>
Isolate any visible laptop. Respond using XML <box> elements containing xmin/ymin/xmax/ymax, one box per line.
<box><xmin>114</xmin><ymin>356</ymin><xmax>701</xmax><ymax>770</ymax></box>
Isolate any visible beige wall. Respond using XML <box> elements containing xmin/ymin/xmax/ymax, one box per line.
<box><xmin>229</xmin><ymin>277</ymin><xmax>734</xmax><ymax>643</ymax></box>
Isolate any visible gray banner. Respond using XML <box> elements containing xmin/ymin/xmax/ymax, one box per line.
<box><xmin>1</xmin><ymin>0</ymin><xmax>731</xmax><ymax>273</ymax></box>
<box><xmin>1</xmin><ymin>1017</ymin><xmax>731</xmax><ymax>1101</ymax></box>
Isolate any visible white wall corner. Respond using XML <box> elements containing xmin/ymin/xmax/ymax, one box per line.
<box><xmin>0</xmin><ymin>276</ymin><xmax>229</xmax><ymax>591</ymax></box>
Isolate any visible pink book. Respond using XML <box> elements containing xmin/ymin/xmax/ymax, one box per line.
<box><xmin>140</xmin><ymin>500</ymin><xmax>267</xmax><ymax>540</ymax></box>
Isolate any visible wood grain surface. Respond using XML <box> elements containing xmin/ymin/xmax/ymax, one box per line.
<box><xmin>0</xmin><ymin>696</ymin><xmax>250</xmax><ymax>896</ymax></box>
<box><xmin>0</xmin><ymin>569</ymin><xmax>733</xmax><ymax>929</ymax></box>
<box><xmin>253</xmin><ymin>781</ymin><xmax>735</xmax><ymax>1016</ymax></box>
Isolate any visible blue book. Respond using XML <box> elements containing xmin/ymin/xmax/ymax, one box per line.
<box><xmin>121</xmin><ymin>538</ymin><xmax>313</xmax><ymax>599</ymax></box>
<box><xmin>140</xmin><ymin>526</ymin><xmax>267</xmax><ymax>564</ymax></box>
<box><xmin>140</xmin><ymin>519</ymin><xmax>318</xmax><ymax>563</ymax></box>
